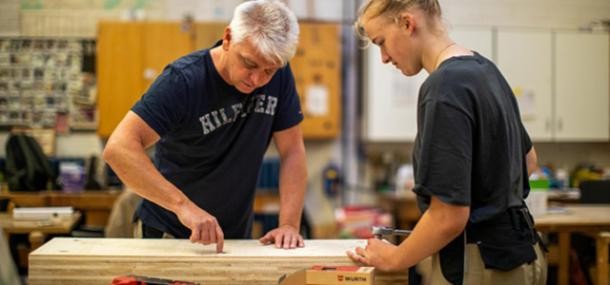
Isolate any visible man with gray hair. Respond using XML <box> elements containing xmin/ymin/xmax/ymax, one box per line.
<box><xmin>103</xmin><ymin>0</ymin><xmax>306</xmax><ymax>253</ymax></box>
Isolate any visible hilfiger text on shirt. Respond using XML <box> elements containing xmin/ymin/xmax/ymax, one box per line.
<box><xmin>198</xmin><ymin>94</ymin><xmax>277</xmax><ymax>135</ymax></box>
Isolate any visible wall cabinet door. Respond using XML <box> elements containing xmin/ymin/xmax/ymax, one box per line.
<box><xmin>497</xmin><ymin>29</ymin><xmax>553</xmax><ymax>141</ymax></box>
<box><xmin>363</xmin><ymin>45</ymin><xmax>423</xmax><ymax>141</ymax></box>
<box><xmin>290</xmin><ymin>23</ymin><xmax>342</xmax><ymax>139</ymax></box>
<box><xmin>98</xmin><ymin>22</ymin><xmax>341</xmax><ymax>139</ymax></box>
<box><xmin>193</xmin><ymin>22</ymin><xmax>227</xmax><ymax>50</ymax></box>
<box><xmin>97</xmin><ymin>22</ymin><xmax>194</xmax><ymax>138</ymax></box>
<box><xmin>497</xmin><ymin>30</ymin><xmax>609</xmax><ymax>142</ymax></box>
<box><xmin>555</xmin><ymin>32</ymin><xmax>609</xmax><ymax>141</ymax></box>
<box><xmin>97</xmin><ymin>22</ymin><xmax>144</xmax><ymax>138</ymax></box>
<box><xmin>141</xmin><ymin>22</ymin><xmax>193</xmax><ymax>89</ymax></box>
<box><xmin>451</xmin><ymin>27</ymin><xmax>494</xmax><ymax>60</ymax></box>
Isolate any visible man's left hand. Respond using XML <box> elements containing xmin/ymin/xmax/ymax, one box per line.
<box><xmin>259</xmin><ymin>225</ymin><xmax>304</xmax><ymax>249</ymax></box>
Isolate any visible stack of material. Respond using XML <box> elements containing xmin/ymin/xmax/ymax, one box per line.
<box><xmin>13</xmin><ymin>207</ymin><xmax>74</xmax><ymax>220</ymax></box>
<box><xmin>29</xmin><ymin>238</ymin><xmax>407</xmax><ymax>285</ymax></box>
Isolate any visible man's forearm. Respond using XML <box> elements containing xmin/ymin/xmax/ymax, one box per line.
<box><xmin>103</xmin><ymin>139</ymin><xmax>189</xmax><ymax>213</ymax></box>
<box><xmin>278</xmin><ymin>151</ymin><xmax>307</xmax><ymax>229</ymax></box>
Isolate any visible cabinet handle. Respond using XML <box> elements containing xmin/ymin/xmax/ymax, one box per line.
<box><xmin>557</xmin><ymin>118</ymin><xmax>563</xmax><ymax>132</ymax></box>
<box><xmin>545</xmin><ymin>118</ymin><xmax>551</xmax><ymax>131</ymax></box>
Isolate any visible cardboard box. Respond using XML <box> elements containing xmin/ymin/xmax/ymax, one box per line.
<box><xmin>279</xmin><ymin>265</ymin><xmax>374</xmax><ymax>285</ymax></box>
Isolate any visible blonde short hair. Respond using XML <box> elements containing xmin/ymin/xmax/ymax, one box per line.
<box><xmin>355</xmin><ymin>0</ymin><xmax>441</xmax><ymax>44</ymax></box>
<box><xmin>230</xmin><ymin>0</ymin><xmax>300</xmax><ymax>66</ymax></box>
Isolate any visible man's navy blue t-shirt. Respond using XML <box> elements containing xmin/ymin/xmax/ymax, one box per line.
<box><xmin>131</xmin><ymin>46</ymin><xmax>303</xmax><ymax>239</ymax></box>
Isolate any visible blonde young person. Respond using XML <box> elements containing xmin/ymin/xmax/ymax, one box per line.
<box><xmin>349</xmin><ymin>1</ymin><xmax>546</xmax><ymax>284</ymax></box>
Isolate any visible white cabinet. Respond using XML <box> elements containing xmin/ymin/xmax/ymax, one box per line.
<box><xmin>498</xmin><ymin>30</ymin><xmax>609</xmax><ymax>142</ymax></box>
<box><xmin>497</xmin><ymin>29</ymin><xmax>554</xmax><ymax>141</ymax></box>
<box><xmin>555</xmin><ymin>32</ymin><xmax>609</xmax><ymax>141</ymax></box>
<box><xmin>363</xmin><ymin>27</ymin><xmax>493</xmax><ymax>141</ymax></box>
<box><xmin>450</xmin><ymin>27</ymin><xmax>494</xmax><ymax>60</ymax></box>
<box><xmin>363</xmin><ymin>46</ymin><xmax>423</xmax><ymax>141</ymax></box>
<box><xmin>364</xmin><ymin>28</ymin><xmax>609</xmax><ymax>142</ymax></box>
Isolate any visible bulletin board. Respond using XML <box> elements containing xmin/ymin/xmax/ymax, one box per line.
<box><xmin>0</xmin><ymin>37</ymin><xmax>97</xmax><ymax>132</ymax></box>
<box><xmin>290</xmin><ymin>23</ymin><xmax>341</xmax><ymax>139</ymax></box>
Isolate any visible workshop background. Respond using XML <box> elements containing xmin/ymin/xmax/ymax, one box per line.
<box><xmin>0</xmin><ymin>0</ymin><xmax>609</xmax><ymax>285</ymax></box>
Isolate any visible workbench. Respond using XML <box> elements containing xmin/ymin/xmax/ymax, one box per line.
<box><xmin>0</xmin><ymin>212</ymin><xmax>81</xmax><ymax>249</ymax></box>
<box><xmin>535</xmin><ymin>205</ymin><xmax>610</xmax><ymax>285</ymax></box>
<box><xmin>29</xmin><ymin>238</ymin><xmax>408</xmax><ymax>284</ymax></box>
<box><xmin>0</xmin><ymin>212</ymin><xmax>81</xmax><ymax>269</ymax></box>
<box><xmin>1</xmin><ymin>190</ymin><xmax>120</xmax><ymax>227</ymax></box>
<box><xmin>379</xmin><ymin>193</ymin><xmax>610</xmax><ymax>285</ymax></box>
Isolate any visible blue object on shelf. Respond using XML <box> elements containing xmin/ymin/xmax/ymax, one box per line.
<box><xmin>323</xmin><ymin>163</ymin><xmax>341</xmax><ymax>198</ymax></box>
<box><xmin>59</xmin><ymin>162</ymin><xmax>86</xmax><ymax>193</ymax></box>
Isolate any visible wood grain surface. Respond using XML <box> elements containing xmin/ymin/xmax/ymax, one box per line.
<box><xmin>29</xmin><ymin>238</ymin><xmax>408</xmax><ymax>284</ymax></box>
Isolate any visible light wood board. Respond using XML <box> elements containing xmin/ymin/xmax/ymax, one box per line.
<box><xmin>535</xmin><ymin>205</ymin><xmax>610</xmax><ymax>226</ymax></box>
<box><xmin>29</xmin><ymin>238</ymin><xmax>408</xmax><ymax>284</ymax></box>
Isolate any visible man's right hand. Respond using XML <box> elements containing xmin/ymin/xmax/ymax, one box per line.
<box><xmin>176</xmin><ymin>203</ymin><xmax>224</xmax><ymax>253</ymax></box>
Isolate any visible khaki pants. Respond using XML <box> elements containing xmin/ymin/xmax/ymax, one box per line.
<box><xmin>417</xmin><ymin>243</ymin><xmax>547</xmax><ymax>285</ymax></box>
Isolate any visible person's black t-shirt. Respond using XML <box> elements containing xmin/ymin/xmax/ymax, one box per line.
<box><xmin>131</xmin><ymin>45</ymin><xmax>303</xmax><ymax>239</ymax></box>
<box><xmin>413</xmin><ymin>52</ymin><xmax>532</xmax><ymax>224</ymax></box>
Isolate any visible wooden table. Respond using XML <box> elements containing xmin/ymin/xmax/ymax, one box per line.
<box><xmin>0</xmin><ymin>212</ymin><xmax>81</xmax><ymax>248</ymax></box>
<box><xmin>378</xmin><ymin>189</ymin><xmax>584</xmax><ymax>230</ymax></box>
<box><xmin>547</xmin><ymin>189</ymin><xmax>581</xmax><ymax>204</ymax></box>
<box><xmin>379</xmin><ymin>193</ymin><xmax>610</xmax><ymax>285</ymax></box>
<box><xmin>0</xmin><ymin>212</ymin><xmax>81</xmax><ymax>268</ymax></box>
<box><xmin>0</xmin><ymin>190</ymin><xmax>121</xmax><ymax>227</ymax></box>
<box><xmin>535</xmin><ymin>205</ymin><xmax>610</xmax><ymax>285</ymax></box>
<box><xmin>29</xmin><ymin>238</ymin><xmax>408</xmax><ymax>284</ymax></box>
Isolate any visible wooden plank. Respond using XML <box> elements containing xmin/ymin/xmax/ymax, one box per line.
<box><xmin>29</xmin><ymin>238</ymin><xmax>407</xmax><ymax>284</ymax></box>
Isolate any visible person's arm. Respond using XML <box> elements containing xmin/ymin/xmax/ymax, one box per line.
<box><xmin>347</xmin><ymin>196</ymin><xmax>469</xmax><ymax>271</ymax></box>
<box><xmin>103</xmin><ymin>111</ymin><xmax>224</xmax><ymax>252</ymax></box>
<box><xmin>526</xmin><ymin>146</ymin><xmax>538</xmax><ymax>176</ymax></box>
<box><xmin>259</xmin><ymin>124</ymin><xmax>307</xmax><ymax>249</ymax></box>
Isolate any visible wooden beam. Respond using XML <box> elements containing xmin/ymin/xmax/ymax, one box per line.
<box><xmin>29</xmin><ymin>238</ymin><xmax>407</xmax><ymax>284</ymax></box>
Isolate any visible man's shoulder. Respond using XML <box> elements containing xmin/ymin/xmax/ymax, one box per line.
<box><xmin>169</xmin><ymin>49</ymin><xmax>209</xmax><ymax>74</ymax></box>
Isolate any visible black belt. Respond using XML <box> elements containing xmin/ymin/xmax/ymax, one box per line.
<box><xmin>466</xmin><ymin>206</ymin><xmax>539</xmax><ymax>245</ymax></box>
